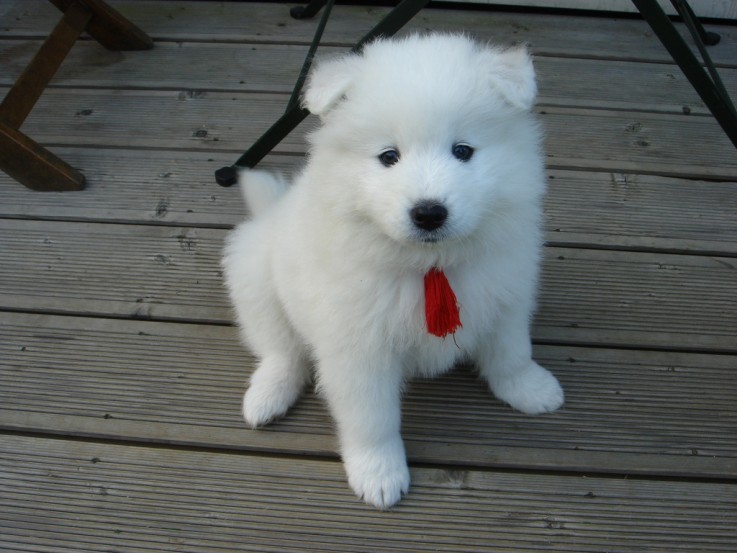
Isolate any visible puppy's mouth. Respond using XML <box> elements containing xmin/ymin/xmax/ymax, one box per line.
<box><xmin>419</xmin><ymin>234</ymin><xmax>441</xmax><ymax>244</ymax></box>
<box><xmin>411</xmin><ymin>229</ymin><xmax>448</xmax><ymax>244</ymax></box>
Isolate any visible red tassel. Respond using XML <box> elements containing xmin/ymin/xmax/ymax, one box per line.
<box><xmin>424</xmin><ymin>267</ymin><xmax>462</xmax><ymax>337</ymax></box>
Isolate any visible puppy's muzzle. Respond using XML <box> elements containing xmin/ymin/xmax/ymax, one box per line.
<box><xmin>410</xmin><ymin>201</ymin><xmax>447</xmax><ymax>232</ymax></box>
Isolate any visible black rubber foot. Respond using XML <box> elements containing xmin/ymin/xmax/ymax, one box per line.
<box><xmin>215</xmin><ymin>166</ymin><xmax>238</xmax><ymax>187</ymax></box>
<box><xmin>703</xmin><ymin>31</ymin><xmax>721</xmax><ymax>46</ymax></box>
<box><xmin>290</xmin><ymin>6</ymin><xmax>309</xmax><ymax>19</ymax></box>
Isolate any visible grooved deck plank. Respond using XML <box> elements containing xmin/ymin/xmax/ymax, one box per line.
<box><xmin>2</xmin><ymin>39</ymin><xmax>735</xmax><ymax>115</ymax></box>
<box><xmin>1</xmin><ymin>219</ymin><xmax>735</xmax><ymax>351</ymax></box>
<box><xmin>9</xmin><ymin>88</ymin><xmax>736</xmax><ymax>180</ymax></box>
<box><xmin>1</xmin><ymin>435</ymin><xmax>736</xmax><ymax>552</ymax></box>
<box><xmin>2</xmin><ymin>312</ymin><xmax>735</xmax><ymax>477</ymax></box>
<box><xmin>2</xmin><ymin>0</ymin><xmax>736</xmax><ymax>65</ymax></box>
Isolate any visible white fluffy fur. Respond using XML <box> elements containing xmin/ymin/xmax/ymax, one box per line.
<box><xmin>222</xmin><ymin>34</ymin><xmax>564</xmax><ymax>509</ymax></box>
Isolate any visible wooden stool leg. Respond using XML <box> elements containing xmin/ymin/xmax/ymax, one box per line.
<box><xmin>0</xmin><ymin>0</ymin><xmax>153</xmax><ymax>191</ymax></box>
<box><xmin>0</xmin><ymin>120</ymin><xmax>85</xmax><ymax>191</ymax></box>
<box><xmin>0</xmin><ymin>1</ymin><xmax>90</xmax><ymax>191</ymax></box>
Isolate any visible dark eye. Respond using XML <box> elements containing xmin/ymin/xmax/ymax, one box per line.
<box><xmin>378</xmin><ymin>148</ymin><xmax>400</xmax><ymax>167</ymax></box>
<box><xmin>452</xmin><ymin>143</ymin><xmax>474</xmax><ymax>162</ymax></box>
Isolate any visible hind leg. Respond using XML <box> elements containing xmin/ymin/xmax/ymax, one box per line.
<box><xmin>236</xmin><ymin>294</ymin><xmax>310</xmax><ymax>427</ymax></box>
<box><xmin>223</xmin><ymin>228</ymin><xmax>310</xmax><ymax>428</ymax></box>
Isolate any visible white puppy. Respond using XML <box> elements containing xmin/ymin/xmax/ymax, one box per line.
<box><xmin>223</xmin><ymin>33</ymin><xmax>564</xmax><ymax>509</ymax></box>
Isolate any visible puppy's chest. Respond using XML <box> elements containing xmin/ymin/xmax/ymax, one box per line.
<box><xmin>378</xmin><ymin>269</ymin><xmax>494</xmax><ymax>347</ymax></box>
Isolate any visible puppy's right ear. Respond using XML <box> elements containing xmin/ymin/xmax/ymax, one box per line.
<box><xmin>479</xmin><ymin>45</ymin><xmax>537</xmax><ymax>112</ymax></box>
<box><xmin>302</xmin><ymin>55</ymin><xmax>360</xmax><ymax>117</ymax></box>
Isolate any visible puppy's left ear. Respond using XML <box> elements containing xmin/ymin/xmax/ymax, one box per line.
<box><xmin>302</xmin><ymin>54</ymin><xmax>360</xmax><ymax>117</ymax></box>
<box><xmin>480</xmin><ymin>45</ymin><xmax>537</xmax><ymax>111</ymax></box>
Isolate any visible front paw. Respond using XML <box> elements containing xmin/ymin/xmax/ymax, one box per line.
<box><xmin>490</xmin><ymin>361</ymin><xmax>564</xmax><ymax>415</ymax></box>
<box><xmin>343</xmin><ymin>440</ymin><xmax>410</xmax><ymax>510</ymax></box>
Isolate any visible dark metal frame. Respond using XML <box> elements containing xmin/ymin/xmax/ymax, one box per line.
<box><xmin>633</xmin><ymin>0</ymin><xmax>737</xmax><ymax>147</ymax></box>
<box><xmin>214</xmin><ymin>0</ymin><xmax>431</xmax><ymax>186</ymax></box>
<box><xmin>215</xmin><ymin>0</ymin><xmax>737</xmax><ymax>186</ymax></box>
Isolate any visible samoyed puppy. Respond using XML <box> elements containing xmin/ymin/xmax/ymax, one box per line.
<box><xmin>222</xmin><ymin>33</ymin><xmax>564</xmax><ymax>509</ymax></box>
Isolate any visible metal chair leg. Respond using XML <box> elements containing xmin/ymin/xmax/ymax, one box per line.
<box><xmin>215</xmin><ymin>0</ymin><xmax>334</xmax><ymax>187</ymax></box>
<box><xmin>671</xmin><ymin>0</ymin><xmax>720</xmax><ymax>46</ymax></box>
<box><xmin>290</xmin><ymin>0</ymin><xmax>330</xmax><ymax>21</ymax></box>
<box><xmin>632</xmin><ymin>0</ymin><xmax>737</xmax><ymax>149</ymax></box>
<box><xmin>215</xmin><ymin>0</ymin><xmax>431</xmax><ymax>186</ymax></box>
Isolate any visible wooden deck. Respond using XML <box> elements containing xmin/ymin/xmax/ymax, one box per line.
<box><xmin>1</xmin><ymin>1</ymin><xmax>736</xmax><ymax>550</ymax></box>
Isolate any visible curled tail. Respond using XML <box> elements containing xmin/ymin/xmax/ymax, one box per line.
<box><xmin>238</xmin><ymin>169</ymin><xmax>289</xmax><ymax>217</ymax></box>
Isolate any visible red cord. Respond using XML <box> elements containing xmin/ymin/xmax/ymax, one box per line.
<box><xmin>424</xmin><ymin>268</ymin><xmax>462</xmax><ymax>337</ymax></box>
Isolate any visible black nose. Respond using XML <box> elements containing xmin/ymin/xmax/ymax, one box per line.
<box><xmin>410</xmin><ymin>202</ymin><xmax>448</xmax><ymax>231</ymax></box>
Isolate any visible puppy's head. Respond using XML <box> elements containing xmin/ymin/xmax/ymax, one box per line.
<box><xmin>303</xmin><ymin>34</ymin><xmax>543</xmax><ymax>249</ymax></box>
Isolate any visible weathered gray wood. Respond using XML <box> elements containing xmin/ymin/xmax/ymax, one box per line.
<box><xmin>2</xmin><ymin>40</ymin><xmax>735</xmax><ymax>115</ymax></box>
<box><xmin>536</xmin><ymin>248</ymin><xmax>737</xmax><ymax>352</ymax></box>
<box><xmin>2</xmin><ymin>0</ymin><xmax>736</xmax><ymax>65</ymax></box>
<box><xmin>0</xmin><ymin>148</ymin><xmax>285</xmax><ymax>225</ymax></box>
<box><xmin>0</xmin><ymin>219</ymin><xmax>230</xmax><ymax>322</ymax></box>
<box><xmin>544</xmin><ymin>171</ymin><xmax>737</xmax><ymax>255</ymax></box>
<box><xmin>8</xmin><ymin>88</ymin><xmax>737</xmax><ymax>180</ymax></box>
<box><xmin>2</xmin><ymin>149</ymin><xmax>734</xmax><ymax>254</ymax></box>
<box><xmin>2</xmin><ymin>312</ymin><xmax>735</xmax><ymax>478</ymax></box>
<box><xmin>537</xmin><ymin>107</ymin><xmax>737</xmax><ymax>179</ymax></box>
<box><xmin>1</xmin><ymin>219</ymin><xmax>735</xmax><ymax>351</ymax></box>
<box><xmin>1</xmin><ymin>435</ymin><xmax>735</xmax><ymax>552</ymax></box>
